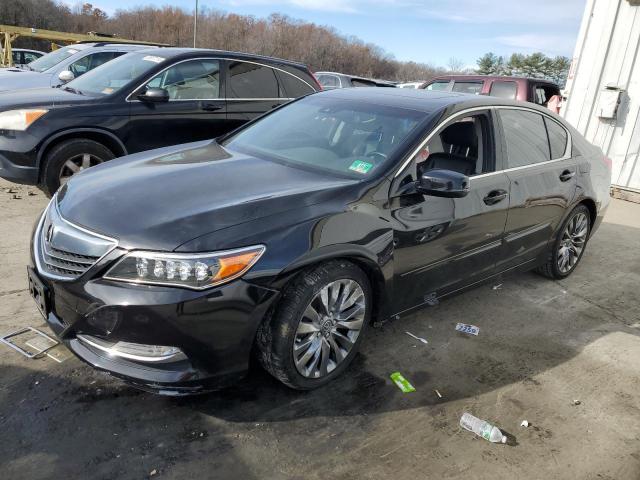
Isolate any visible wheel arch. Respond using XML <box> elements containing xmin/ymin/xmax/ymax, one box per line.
<box><xmin>269</xmin><ymin>245</ymin><xmax>392</xmax><ymax>326</ymax></box>
<box><xmin>579</xmin><ymin>197</ymin><xmax>598</xmax><ymax>234</ymax></box>
<box><xmin>36</xmin><ymin>128</ymin><xmax>127</xmax><ymax>180</ymax></box>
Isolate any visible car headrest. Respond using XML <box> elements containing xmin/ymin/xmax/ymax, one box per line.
<box><xmin>440</xmin><ymin>121</ymin><xmax>477</xmax><ymax>149</ymax></box>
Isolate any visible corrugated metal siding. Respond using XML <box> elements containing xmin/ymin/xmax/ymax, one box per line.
<box><xmin>562</xmin><ymin>0</ymin><xmax>640</xmax><ymax>192</ymax></box>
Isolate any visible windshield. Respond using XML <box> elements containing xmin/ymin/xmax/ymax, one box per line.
<box><xmin>28</xmin><ymin>46</ymin><xmax>82</xmax><ymax>73</ymax></box>
<box><xmin>223</xmin><ymin>96</ymin><xmax>427</xmax><ymax>179</ymax></box>
<box><xmin>65</xmin><ymin>51</ymin><xmax>168</xmax><ymax>96</ymax></box>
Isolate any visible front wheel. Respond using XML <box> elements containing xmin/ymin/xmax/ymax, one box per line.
<box><xmin>536</xmin><ymin>204</ymin><xmax>591</xmax><ymax>279</ymax></box>
<box><xmin>256</xmin><ymin>260</ymin><xmax>371</xmax><ymax>390</ymax></box>
<box><xmin>41</xmin><ymin>139</ymin><xmax>115</xmax><ymax>196</ymax></box>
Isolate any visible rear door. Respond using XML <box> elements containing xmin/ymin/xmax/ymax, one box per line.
<box><xmin>225</xmin><ymin>60</ymin><xmax>289</xmax><ymax>131</ymax></box>
<box><xmin>496</xmin><ymin>107</ymin><xmax>576</xmax><ymax>270</ymax></box>
<box><xmin>390</xmin><ymin>109</ymin><xmax>511</xmax><ymax>312</ymax></box>
<box><xmin>126</xmin><ymin>57</ymin><xmax>226</xmax><ymax>153</ymax></box>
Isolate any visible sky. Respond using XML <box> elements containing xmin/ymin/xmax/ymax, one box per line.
<box><xmin>78</xmin><ymin>0</ymin><xmax>587</xmax><ymax>68</ymax></box>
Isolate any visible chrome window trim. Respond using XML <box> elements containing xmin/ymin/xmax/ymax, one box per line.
<box><xmin>393</xmin><ymin>104</ymin><xmax>573</xmax><ymax>180</ymax></box>
<box><xmin>126</xmin><ymin>56</ymin><xmax>313</xmax><ymax>103</ymax></box>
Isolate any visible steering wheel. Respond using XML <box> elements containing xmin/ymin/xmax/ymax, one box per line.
<box><xmin>366</xmin><ymin>151</ymin><xmax>387</xmax><ymax>162</ymax></box>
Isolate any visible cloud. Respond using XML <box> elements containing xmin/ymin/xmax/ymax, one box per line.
<box><xmin>496</xmin><ymin>33</ymin><xmax>578</xmax><ymax>56</ymax></box>
<box><xmin>218</xmin><ymin>0</ymin><xmax>415</xmax><ymax>15</ymax></box>
<box><xmin>417</xmin><ymin>0</ymin><xmax>585</xmax><ymax>26</ymax></box>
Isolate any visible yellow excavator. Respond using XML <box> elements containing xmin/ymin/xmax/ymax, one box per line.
<box><xmin>0</xmin><ymin>24</ymin><xmax>167</xmax><ymax>67</ymax></box>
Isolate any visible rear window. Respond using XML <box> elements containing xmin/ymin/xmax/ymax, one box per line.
<box><xmin>489</xmin><ymin>81</ymin><xmax>518</xmax><ymax>100</ymax></box>
<box><xmin>317</xmin><ymin>74</ymin><xmax>340</xmax><ymax>88</ymax></box>
<box><xmin>499</xmin><ymin>109</ymin><xmax>550</xmax><ymax>168</ymax></box>
<box><xmin>277</xmin><ymin>71</ymin><xmax>315</xmax><ymax>97</ymax></box>
<box><xmin>544</xmin><ymin>117</ymin><xmax>568</xmax><ymax>159</ymax></box>
<box><xmin>228</xmin><ymin>61</ymin><xmax>280</xmax><ymax>98</ymax></box>
<box><xmin>351</xmin><ymin>79</ymin><xmax>377</xmax><ymax>87</ymax></box>
<box><xmin>425</xmin><ymin>80</ymin><xmax>449</xmax><ymax>91</ymax></box>
<box><xmin>452</xmin><ymin>81</ymin><xmax>483</xmax><ymax>95</ymax></box>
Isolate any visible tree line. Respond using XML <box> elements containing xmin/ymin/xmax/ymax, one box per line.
<box><xmin>1</xmin><ymin>1</ymin><xmax>570</xmax><ymax>85</ymax></box>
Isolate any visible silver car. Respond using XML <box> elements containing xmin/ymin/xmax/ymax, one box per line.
<box><xmin>0</xmin><ymin>43</ymin><xmax>155</xmax><ymax>92</ymax></box>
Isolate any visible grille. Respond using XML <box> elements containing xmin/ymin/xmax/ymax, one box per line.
<box><xmin>35</xmin><ymin>198</ymin><xmax>117</xmax><ymax>281</ymax></box>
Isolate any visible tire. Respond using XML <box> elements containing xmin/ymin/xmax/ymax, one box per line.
<box><xmin>41</xmin><ymin>139</ymin><xmax>115</xmax><ymax>196</ymax></box>
<box><xmin>256</xmin><ymin>260</ymin><xmax>371</xmax><ymax>390</ymax></box>
<box><xmin>536</xmin><ymin>204</ymin><xmax>591</xmax><ymax>279</ymax></box>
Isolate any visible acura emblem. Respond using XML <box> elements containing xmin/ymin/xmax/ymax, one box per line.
<box><xmin>46</xmin><ymin>224</ymin><xmax>54</xmax><ymax>243</ymax></box>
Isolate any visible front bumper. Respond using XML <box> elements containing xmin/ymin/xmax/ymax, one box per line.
<box><xmin>38</xmin><ymin>271</ymin><xmax>279</xmax><ymax>395</ymax></box>
<box><xmin>0</xmin><ymin>130</ymin><xmax>41</xmax><ymax>185</ymax></box>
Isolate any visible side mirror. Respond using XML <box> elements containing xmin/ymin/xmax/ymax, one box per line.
<box><xmin>137</xmin><ymin>87</ymin><xmax>170</xmax><ymax>103</ymax></box>
<box><xmin>58</xmin><ymin>70</ymin><xmax>75</xmax><ymax>83</ymax></box>
<box><xmin>417</xmin><ymin>169</ymin><xmax>470</xmax><ymax>198</ymax></box>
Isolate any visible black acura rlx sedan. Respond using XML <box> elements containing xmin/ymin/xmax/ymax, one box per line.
<box><xmin>0</xmin><ymin>47</ymin><xmax>320</xmax><ymax>195</ymax></box>
<box><xmin>28</xmin><ymin>88</ymin><xmax>611</xmax><ymax>394</ymax></box>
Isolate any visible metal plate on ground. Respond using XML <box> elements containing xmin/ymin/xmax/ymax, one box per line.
<box><xmin>1</xmin><ymin>327</ymin><xmax>59</xmax><ymax>359</ymax></box>
<box><xmin>455</xmin><ymin>322</ymin><xmax>480</xmax><ymax>336</ymax></box>
<box><xmin>25</xmin><ymin>337</ymin><xmax>72</xmax><ymax>363</ymax></box>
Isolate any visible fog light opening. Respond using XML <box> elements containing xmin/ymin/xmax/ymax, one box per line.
<box><xmin>76</xmin><ymin>334</ymin><xmax>186</xmax><ymax>363</ymax></box>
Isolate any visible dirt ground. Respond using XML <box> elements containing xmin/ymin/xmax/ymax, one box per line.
<box><xmin>0</xmin><ymin>178</ymin><xmax>638</xmax><ymax>480</ymax></box>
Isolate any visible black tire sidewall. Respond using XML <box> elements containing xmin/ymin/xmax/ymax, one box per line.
<box><xmin>266</xmin><ymin>260</ymin><xmax>371</xmax><ymax>390</ymax></box>
<box><xmin>42</xmin><ymin>139</ymin><xmax>114</xmax><ymax>196</ymax></box>
<box><xmin>550</xmin><ymin>205</ymin><xmax>591</xmax><ymax>278</ymax></box>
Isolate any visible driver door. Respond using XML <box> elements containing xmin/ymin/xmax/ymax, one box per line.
<box><xmin>389</xmin><ymin>109</ymin><xmax>511</xmax><ymax>313</ymax></box>
<box><xmin>125</xmin><ymin>58</ymin><xmax>227</xmax><ymax>153</ymax></box>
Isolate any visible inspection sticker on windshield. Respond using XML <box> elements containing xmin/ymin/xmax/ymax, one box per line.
<box><xmin>349</xmin><ymin>160</ymin><xmax>373</xmax><ymax>174</ymax></box>
<box><xmin>143</xmin><ymin>55</ymin><xmax>165</xmax><ymax>63</ymax></box>
<box><xmin>455</xmin><ymin>323</ymin><xmax>480</xmax><ymax>336</ymax></box>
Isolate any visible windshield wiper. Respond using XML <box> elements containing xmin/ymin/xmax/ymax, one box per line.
<box><xmin>62</xmin><ymin>86</ymin><xmax>83</xmax><ymax>95</ymax></box>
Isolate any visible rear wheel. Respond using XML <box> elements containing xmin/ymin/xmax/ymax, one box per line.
<box><xmin>41</xmin><ymin>139</ymin><xmax>115</xmax><ymax>196</ymax></box>
<box><xmin>536</xmin><ymin>205</ymin><xmax>591</xmax><ymax>279</ymax></box>
<box><xmin>256</xmin><ymin>260</ymin><xmax>371</xmax><ymax>390</ymax></box>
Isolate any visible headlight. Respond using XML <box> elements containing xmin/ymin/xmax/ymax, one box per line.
<box><xmin>0</xmin><ymin>109</ymin><xmax>48</xmax><ymax>131</ymax></box>
<box><xmin>104</xmin><ymin>245</ymin><xmax>265</xmax><ymax>290</ymax></box>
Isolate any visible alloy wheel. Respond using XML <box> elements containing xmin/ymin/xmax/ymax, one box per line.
<box><xmin>293</xmin><ymin>279</ymin><xmax>366</xmax><ymax>378</ymax></box>
<box><xmin>58</xmin><ymin>153</ymin><xmax>104</xmax><ymax>186</ymax></box>
<box><xmin>557</xmin><ymin>212</ymin><xmax>588</xmax><ymax>274</ymax></box>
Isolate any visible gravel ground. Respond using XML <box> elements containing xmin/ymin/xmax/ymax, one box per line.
<box><xmin>0</xmin><ymin>178</ymin><xmax>638</xmax><ymax>480</ymax></box>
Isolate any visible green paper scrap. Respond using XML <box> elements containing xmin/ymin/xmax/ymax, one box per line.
<box><xmin>349</xmin><ymin>160</ymin><xmax>374</xmax><ymax>174</ymax></box>
<box><xmin>390</xmin><ymin>372</ymin><xmax>415</xmax><ymax>393</ymax></box>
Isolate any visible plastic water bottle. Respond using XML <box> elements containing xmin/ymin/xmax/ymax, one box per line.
<box><xmin>460</xmin><ymin>413</ymin><xmax>507</xmax><ymax>444</ymax></box>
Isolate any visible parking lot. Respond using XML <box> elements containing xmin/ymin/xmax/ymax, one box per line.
<box><xmin>0</xmin><ymin>177</ymin><xmax>638</xmax><ymax>479</ymax></box>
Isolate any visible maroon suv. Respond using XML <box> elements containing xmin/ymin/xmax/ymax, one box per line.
<box><xmin>421</xmin><ymin>75</ymin><xmax>561</xmax><ymax>109</ymax></box>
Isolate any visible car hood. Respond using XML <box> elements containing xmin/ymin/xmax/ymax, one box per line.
<box><xmin>57</xmin><ymin>140</ymin><xmax>358</xmax><ymax>251</ymax></box>
<box><xmin>0</xmin><ymin>85</ymin><xmax>87</xmax><ymax>110</ymax></box>
<box><xmin>0</xmin><ymin>70</ymin><xmax>51</xmax><ymax>92</ymax></box>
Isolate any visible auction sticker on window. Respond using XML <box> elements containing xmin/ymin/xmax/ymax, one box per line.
<box><xmin>143</xmin><ymin>55</ymin><xmax>165</xmax><ymax>63</ymax></box>
<box><xmin>349</xmin><ymin>160</ymin><xmax>373</xmax><ymax>174</ymax></box>
<box><xmin>455</xmin><ymin>323</ymin><xmax>479</xmax><ymax>336</ymax></box>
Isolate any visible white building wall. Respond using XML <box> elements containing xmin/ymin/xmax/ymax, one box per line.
<box><xmin>562</xmin><ymin>0</ymin><xmax>640</xmax><ymax>192</ymax></box>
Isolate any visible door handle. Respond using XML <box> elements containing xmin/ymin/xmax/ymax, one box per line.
<box><xmin>559</xmin><ymin>169</ymin><xmax>576</xmax><ymax>182</ymax></box>
<box><xmin>483</xmin><ymin>189</ymin><xmax>508</xmax><ymax>205</ymax></box>
<box><xmin>202</xmin><ymin>103</ymin><xmax>223</xmax><ymax>112</ymax></box>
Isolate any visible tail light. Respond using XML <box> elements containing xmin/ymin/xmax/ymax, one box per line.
<box><xmin>310</xmin><ymin>72</ymin><xmax>323</xmax><ymax>91</ymax></box>
<box><xmin>603</xmin><ymin>155</ymin><xmax>612</xmax><ymax>170</ymax></box>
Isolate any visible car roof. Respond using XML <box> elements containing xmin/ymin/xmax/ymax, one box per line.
<box><xmin>427</xmin><ymin>74</ymin><xmax>559</xmax><ymax>86</ymax></box>
<box><xmin>315</xmin><ymin>86</ymin><xmax>558</xmax><ymax>115</ymax></box>
<box><xmin>315</xmin><ymin>71</ymin><xmax>393</xmax><ymax>84</ymax></box>
<box><xmin>132</xmin><ymin>47</ymin><xmax>309</xmax><ymax>69</ymax></box>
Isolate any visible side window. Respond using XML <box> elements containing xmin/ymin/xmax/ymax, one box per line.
<box><xmin>499</xmin><ymin>109</ymin><xmax>550</xmax><ymax>168</ymax></box>
<box><xmin>23</xmin><ymin>52</ymin><xmax>42</xmax><ymax>63</ymax></box>
<box><xmin>68</xmin><ymin>52</ymin><xmax>119</xmax><ymax>76</ymax></box>
<box><xmin>350</xmin><ymin>79</ymin><xmax>377</xmax><ymax>87</ymax></box>
<box><xmin>425</xmin><ymin>80</ymin><xmax>450</xmax><ymax>91</ymax></box>
<box><xmin>12</xmin><ymin>51</ymin><xmax>22</xmax><ymax>65</ymax></box>
<box><xmin>452</xmin><ymin>81</ymin><xmax>483</xmax><ymax>95</ymax></box>
<box><xmin>544</xmin><ymin>117</ymin><xmax>568</xmax><ymax>159</ymax></box>
<box><xmin>317</xmin><ymin>74</ymin><xmax>340</xmax><ymax>89</ymax></box>
<box><xmin>146</xmin><ymin>59</ymin><xmax>220</xmax><ymax>100</ymax></box>
<box><xmin>410</xmin><ymin>112</ymin><xmax>494</xmax><ymax>182</ymax></box>
<box><xmin>276</xmin><ymin>71</ymin><xmax>314</xmax><ymax>97</ymax></box>
<box><xmin>489</xmin><ymin>81</ymin><xmax>517</xmax><ymax>100</ymax></box>
<box><xmin>228</xmin><ymin>61</ymin><xmax>280</xmax><ymax>98</ymax></box>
